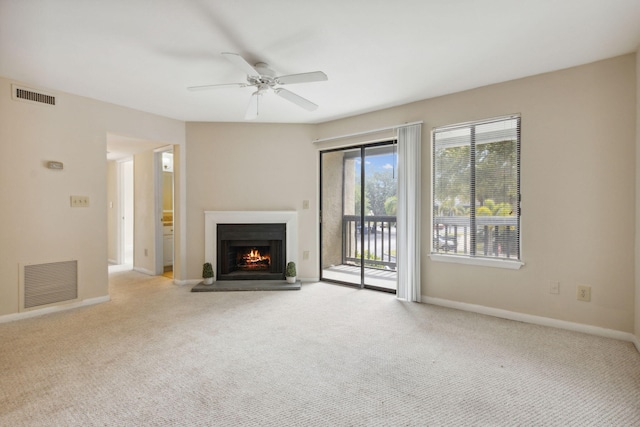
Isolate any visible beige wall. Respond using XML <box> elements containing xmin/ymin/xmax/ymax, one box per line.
<box><xmin>313</xmin><ymin>54</ymin><xmax>636</xmax><ymax>332</ymax></box>
<box><xmin>185</xmin><ymin>122</ymin><xmax>317</xmax><ymax>280</ymax></box>
<box><xmin>0</xmin><ymin>77</ymin><xmax>185</xmax><ymax>316</ymax></box>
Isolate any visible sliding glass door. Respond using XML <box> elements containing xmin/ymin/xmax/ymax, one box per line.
<box><xmin>320</xmin><ymin>141</ymin><xmax>397</xmax><ymax>292</ymax></box>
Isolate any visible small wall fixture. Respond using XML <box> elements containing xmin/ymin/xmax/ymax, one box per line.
<box><xmin>47</xmin><ymin>161</ymin><xmax>63</xmax><ymax>170</ymax></box>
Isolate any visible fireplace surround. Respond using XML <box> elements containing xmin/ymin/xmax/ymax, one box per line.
<box><xmin>204</xmin><ymin>211</ymin><xmax>298</xmax><ymax>282</ymax></box>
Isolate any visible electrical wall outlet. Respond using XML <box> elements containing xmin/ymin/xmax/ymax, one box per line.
<box><xmin>576</xmin><ymin>285</ymin><xmax>591</xmax><ymax>302</ymax></box>
<box><xmin>302</xmin><ymin>200</ymin><xmax>310</xmax><ymax>209</ymax></box>
<box><xmin>70</xmin><ymin>195</ymin><xmax>90</xmax><ymax>207</ymax></box>
<box><xmin>549</xmin><ymin>281</ymin><xmax>560</xmax><ymax>294</ymax></box>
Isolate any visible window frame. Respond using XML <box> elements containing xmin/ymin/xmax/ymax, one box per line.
<box><xmin>430</xmin><ymin>115</ymin><xmax>523</xmax><ymax>269</ymax></box>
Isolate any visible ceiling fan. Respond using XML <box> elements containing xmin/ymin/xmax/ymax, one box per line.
<box><xmin>188</xmin><ymin>52</ymin><xmax>328</xmax><ymax>120</ymax></box>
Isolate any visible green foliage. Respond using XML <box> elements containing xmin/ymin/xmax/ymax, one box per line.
<box><xmin>434</xmin><ymin>145</ymin><xmax>470</xmax><ymax>207</ymax></box>
<box><xmin>365</xmin><ymin>170</ymin><xmax>396</xmax><ymax>216</ymax></box>
<box><xmin>285</xmin><ymin>262</ymin><xmax>297</xmax><ymax>277</ymax></box>
<box><xmin>434</xmin><ymin>139</ymin><xmax>518</xmax><ymax>213</ymax></box>
<box><xmin>354</xmin><ymin>250</ymin><xmax>385</xmax><ymax>269</ymax></box>
<box><xmin>436</xmin><ymin>197</ymin><xmax>467</xmax><ymax>216</ymax></box>
<box><xmin>476</xmin><ymin>206</ymin><xmax>492</xmax><ymax>216</ymax></box>
<box><xmin>202</xmin><ymin>262</ymin><xmax>214</xmax><ymax>278</ymax></box>
<box><xmin>494</xmin><ymin>202</ymin><xmax>513</xmax><ymax>216</ymax></box>
<box><xmin>384</xmin><ymin>196</ymin><xmax>397</xmax><ymax>216</ymax></box>
<box><xmin>354</xmin><ymin>183</ymin><xmax>369</xmax><ymax>215</ymax></box>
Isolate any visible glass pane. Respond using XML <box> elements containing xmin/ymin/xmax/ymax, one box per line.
<box><xmin>362</xmin><ymin>145</ymin><xmax>398</xmax><ymax>290</ymax></box>
<box><xmin>474</xmin><ymin>119</ymin><xmax>519</xmax><ymax>259</ymax></box>
<box><xmin>433</xmin><ymin>129</ymin><xmax>470</xmax><ymax>255</ymax></box>
<box><xmin>321</xmin><ymin>148</ymin><xmax>362</xmax><ymax>286</ymax></box>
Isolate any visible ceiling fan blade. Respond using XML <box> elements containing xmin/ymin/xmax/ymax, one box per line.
<box><xmin>222</xmin><ymin>52</ymin><xmax>260</xmax><ymax>77</ymax></box>
<box><xmin>244</xmin><ymin>92</ymin><xmax>261</xmax><ymax>120</ymax></box>
<box><xmin>274</xmin><ymin>88</ymin><xmax>318</xmax><ymax>111</ymax></box>
<box><xmin>187</xmin><ymin>83</ymin><xmax>247</xmax><ymax>91</ymax></box>
<box><xmin>276</xmin><ymin>71</ymin><xmax>328</xmax><ymax>85</ymax></box>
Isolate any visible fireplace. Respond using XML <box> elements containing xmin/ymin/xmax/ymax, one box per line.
<box><xmin>217</xmin><ymin>223</ymin><xmax>286</xmax><ymax>280</ymax></box>
<box><xmin>204</xmin><ymin>210</ymin><xmax>298</xmax><ymax>283</ymax></box>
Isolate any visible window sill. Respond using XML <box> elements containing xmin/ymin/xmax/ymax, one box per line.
<box><xmin>429</xmin><ymin>254</ymin><xmax>524</xmax><ymax>270</ymax></box>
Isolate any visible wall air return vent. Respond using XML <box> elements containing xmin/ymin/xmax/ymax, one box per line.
<box><xmin>12</xmin><ymin>84</ymin><xmax>56</xmax><ymax>106</ymax></box>
<box><xmin>23</xmin><ymin>261</ymin><xmax>78</xmax><ymax>309</ymax></box>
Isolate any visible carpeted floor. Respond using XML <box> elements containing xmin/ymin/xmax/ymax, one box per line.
<box><xmin>1</xmin><ymin>270</ymin><xmax>639</xmax><ymax>426</ymax></box>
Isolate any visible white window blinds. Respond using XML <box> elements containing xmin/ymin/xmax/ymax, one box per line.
<box><xmin>433</xmin><ymin>115</ymin><xmax>520</xmax><ymax>260</ymax></box>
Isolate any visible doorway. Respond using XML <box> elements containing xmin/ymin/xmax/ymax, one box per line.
<box><xmin>158</xmin><ymin>149</ymin><xmax>174</xmax><ymax>278</ymax></box>
<box><xmin>320</xmin><ymin>141</ymin><xmax>398</xmax><ymax>292</ymax></box>
<box><xmin>118</xmin><ymin>158</ymin><xmax>134</xmax><ymax>266</ymax></box>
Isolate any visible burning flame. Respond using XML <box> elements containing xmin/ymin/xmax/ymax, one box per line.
<box><xmin>242</xmin><ymin>248</ymin><xmax>270</xmax><ymax>264</ymax></box>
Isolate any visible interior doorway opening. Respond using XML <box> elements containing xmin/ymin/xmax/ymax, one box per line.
<box><xmin>119</xmin><ymin>158</ymin><xmax>134</xmax><ymax>266</ymax></box>
<box><xmin>158</xmin><ymin>149</ymin><xmax>174</xmax><ymax>278</ymax></box>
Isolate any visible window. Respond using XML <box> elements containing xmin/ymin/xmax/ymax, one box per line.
<box><xmin>432</xmin><ymin>115</ymin><xmax>520</xmax><ymax>262</ymax></box>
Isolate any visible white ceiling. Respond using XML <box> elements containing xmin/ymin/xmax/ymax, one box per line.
<box><xmin>1</xmin><ymin>0</ymin><xmax>640</xmax><ymax>124</ymax></box>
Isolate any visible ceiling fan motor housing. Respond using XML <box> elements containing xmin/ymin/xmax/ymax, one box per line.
<box><xmin>249</xmin><ymin>62</ymin><xmax>277</xmax><ymax>89</ymax></box>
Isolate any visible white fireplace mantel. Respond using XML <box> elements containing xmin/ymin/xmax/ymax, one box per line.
<box><xmin>204</xmin><ymin>211</ymin><xmax>298</xmax><ymax>281</ymax></box>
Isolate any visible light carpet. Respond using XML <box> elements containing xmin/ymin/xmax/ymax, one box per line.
<box><xmin>1</xmin><ymin>270</ymin><xmax>639</xmax><ymax>426</ymax></box>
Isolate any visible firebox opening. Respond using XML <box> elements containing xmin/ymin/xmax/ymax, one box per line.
<box><xmin>217</xmin><ymin>223</ymin><xmax>286</xmax><ymax>281</ymax></box>
<box><xmin>234</xmin><ymin>246</ymin><xmax>270</xmax><ymax>272</ymax></box>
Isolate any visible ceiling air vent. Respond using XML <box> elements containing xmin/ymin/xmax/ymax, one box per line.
<box><xmin>12</xmin><ymin>84</ymin><xmax>56</xmax><ymax>106</ymax></box>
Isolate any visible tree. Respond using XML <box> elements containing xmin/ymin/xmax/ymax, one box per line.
<box><xmin>365</xmin><ymin>170</ymin><xmax>396</xmax><ymax>216</ymax></box>
<box><xmin>474</xmin><ymin>140</ymin><xmax>518</xmax><ymax>206</ymax></box>
<box><xmin>384</xmin><ymin>196</ymin><xmax>397</xmax><ymax>216</ymax></box>
<box><xmin>353</xmin><ymin>182</ymin><xmax>370</xmax><ymax>215</ymax></box>
<box><xmin>434</xmin><ymin>139</ymin><xmax>517</xmax><ymax>211</ymax></box>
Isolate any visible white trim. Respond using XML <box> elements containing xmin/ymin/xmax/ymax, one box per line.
<box><xmin>430</xmin><ymin>253</ymin><xmax>524</xmax><ymax>270</ymax></box>
<box><xmin>133</xmin><ymin>266</ymin><xmax>156</xmax><ymax>276</ymax></box>
<box><xmin>0</xmin><ymin>296</ymin><xmax>110</xmax><ymax>324</ymax></box>
<box><xmin>173</xmin><ymin>279</ymin><xmax>201</xmax><ymax>286</ymax></box>
<box><xmin>423</xmin><ymin>296</ymin><xmax>638</xmax><ymax>349</ymax></box>
<box><xmin>434</xmin><ymin>114</ymin><xmax>520</xmax><ymax>132</ymax></box>
<box><xmin>313</xmin><ymin>121</ymin><xmax>423</xmax><ymax>144</ymax></box>
<box><xmin>204</xmin><ymin>211</ymin><xmax>298</xmax><ymax>282</ymax></box>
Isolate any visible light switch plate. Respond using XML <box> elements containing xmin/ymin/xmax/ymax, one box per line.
<box><xmin>70</xmin><ymin>195</ymin><xmax>90</xmax><ymax>207</ymax></box>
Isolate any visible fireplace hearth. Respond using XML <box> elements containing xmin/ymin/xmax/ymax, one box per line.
<box><xmin>217</xmin><ymin>223</ymin><xmax>285</xmax><ymax>280</ymax></box>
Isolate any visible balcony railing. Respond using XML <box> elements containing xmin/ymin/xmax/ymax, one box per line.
<box><xmin>340</xmin><ymin>215</ymin><xmax>518</xmax><ymax>270</ymax></box>
<box><xmin>343</xmin><ymin>215</ymin><xmax>397</xmax><ymax>270</ymax></box>
<box><xmin>433</xmin><ymin>215</ymin><xmax>519</xmax><ymax>259</ymax></box>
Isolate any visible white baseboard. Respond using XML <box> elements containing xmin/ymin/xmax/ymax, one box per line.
<box><xmin>173</xmin><ymin>279</ymin><xmax>201</xmax><ymax>286</ymax></box>
<box><xmin>133</xmin><ymin>267</ymin><xmax>156</xmax><ymax>276</ymax></box>
<box><xmin>300</xmin><ymin>277</ymin><xmax>319</xmax><ymax>283</ymax></box>
<box><xmin>422</xmin><ymin>296</ymin><xmax>638</xmax><ymax>352</ymax></box>
<box><xmin>0</xmin><ymin>295</ymin><xmax>111</xmax><ymax>324</ymax></box>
